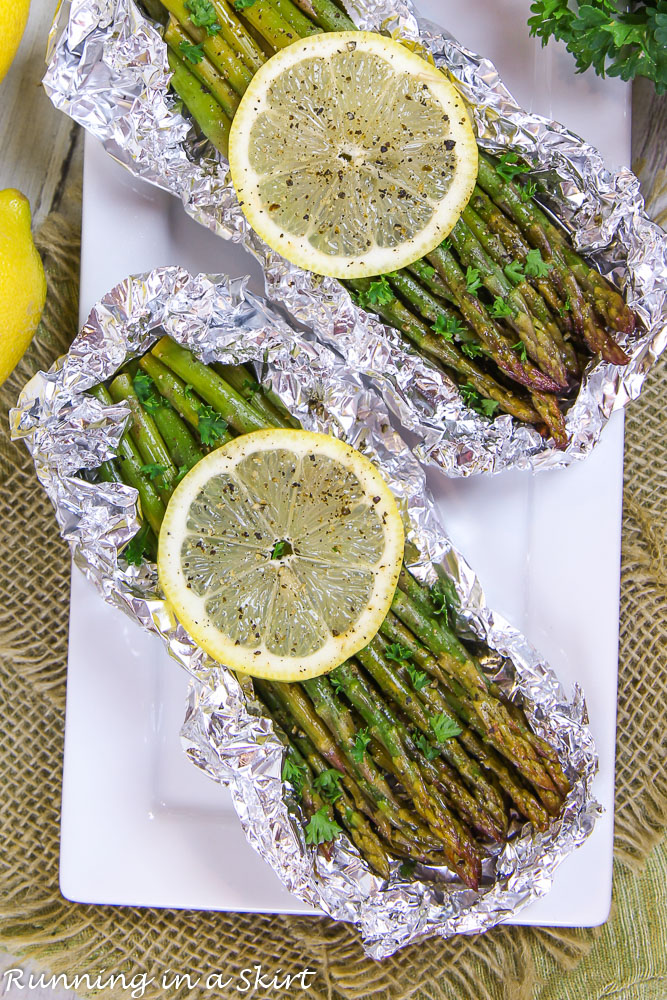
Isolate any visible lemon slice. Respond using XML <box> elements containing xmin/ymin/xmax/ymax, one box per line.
<box><xmin>158</xmin><ymin>429</ymin><xmax>405</xmax><ymax>680</ymax></box>
<box><xmin>228</xmin><ymin>30</ymin><xmax>478</xmax><ymax>278</ymax></box>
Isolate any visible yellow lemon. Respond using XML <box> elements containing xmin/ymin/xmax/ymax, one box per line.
<box><xmin>0</xmin><ymin>0</ymin><xmax>30</xmax><ymax>83</ymax></box>
<box><xmin>0</xmin><ymin>189</ymin><xmax>46</xmax><ymax>386</ymax></box>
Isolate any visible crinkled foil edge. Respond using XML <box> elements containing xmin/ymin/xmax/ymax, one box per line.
<box><xmin>11</xmin><ymin>267</ymin><xmax>599</xmax><ymax>957</ymax></box>
<box><xmin>43</xmin><ymin>0</ymin><xmax>667</xmax><ymax>475</ymax></box>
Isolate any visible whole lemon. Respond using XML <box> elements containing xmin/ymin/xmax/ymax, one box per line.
<box><xmin>0</xmin><ymin>0</ymin><xmax>30</xmax><ymax>83</ymax></box>
<box><xmin>0</xmin><ymin>190</ymin><xmax>46</xmax><ymax>386</ymax></box>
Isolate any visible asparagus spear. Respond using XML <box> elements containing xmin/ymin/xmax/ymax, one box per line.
<box><xmin>166</xmin><ymin>49</ymin><xmax>232</xmax><ymax>156</ymax></box>
<box><xmin>213</xmin><ymin>363</ymin><xmax>293</xmax><ymax>428</ymax></box>
<box><xmin>161</xmin><ymin>0</ymin><xmax>254</xmax><ymax>95</ymax></box>
<box><xmin>235</xmin><ymin>0</ymin><xmax>304</xmax><ymax>49</ymax></box>
<box><xmin>346</xmin><ymin>278</ymin><xmax>541</xmax><ymax>425</ymax></box>
<box><xmin>267</xmin><ymin>0</ymin><xmax>322</xmax><ymax>36</ymax></box>
<box><xmin>208</xmin><ymin>0</ymin><xmax>267</xmax><ymax>71</ymax></box>
<box><xmin>165</xmin><ymin>19</ymin><xmax>241</xmax><ymax>120</ymax></box>
<box><xmin>108</xmin><ymin>374</ymin><xmax>178</xmax><ymax>502</ymax></box>
<box><xmin>89</xmin><ymin>384</ymin><xmax>167</xmax><ymax>535</ymax></box>
<box><xmin>289</xmin><ymin>0</ymin><xmax>355</xmax><ymax>31</ymax></box>
<box><xmin>152</xmin><ymin>336</ymin><xmax>267</xmax><ymax>433</ymax></box>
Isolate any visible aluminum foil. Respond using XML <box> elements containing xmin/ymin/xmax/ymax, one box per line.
<box><xmin>11</xmin><ymin>267</ymin><xmax>598</xmax><ymax>956</ymax></box>
<box><xmin>43</xmin><ymin>0</ymin><xmax>667</xmax><ymax>475</ymax></box>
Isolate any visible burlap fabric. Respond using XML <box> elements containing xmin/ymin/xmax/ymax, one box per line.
<box><xmin>0</xmin><ymin>200</ymin><xmax>665</xmax><ymax>999</ymax></box>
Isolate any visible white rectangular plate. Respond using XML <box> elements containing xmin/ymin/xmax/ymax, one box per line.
<box><xmin>60</xmin><ymin>0</ymin><xmax>630</xmax><ymax>925</ymax></box>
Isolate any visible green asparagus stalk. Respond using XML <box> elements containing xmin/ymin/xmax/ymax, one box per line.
<box><xmin>108</xmin><ymin>374</ymin><xmax>178</xmax><ymax>502</ymax></box>
<box><xmin>88</xmin><ymin>384</ymin><xmax>167</xmax><ymax>535</ymax></box>
<box><xmin>330</xmin><ymin>660</ymin><xmax>482</xmax><ymax>888</ymax></box>
<box><xmin>165</xmin><ymin>19</ymin><xmax>241</xmax><ymax>119</ymax></box>
<box><xmin>289</xmin><ymin>0</ymin><xmax>355</xmax><ymax>31</ymax></box>
<box><xmin>161</xmin><ymin>0</ymin><xmax>254</xmax><ymax>95</ymax></box>
<box><xmin>151</xmin><ymin>401</ymin><xmax>205</xmax><ymax>472</ymax></box>
<box><xmin>166</xmin><ymin>49</ymin><xmax>231</xmax><ymax>156</ymax></box>
<box><xmin>346</xmin><ymin>278</ymin><xmax>541</xmax><ymax>425</ymax></box>
<box><xmin>208</xmin><ymin>0</ymin><xmax>267</xmax><ymax>71</ymax></box>
<box><xmin>235</xmin><ymin>0</ymin><xmax>305</xmax><ymax>50</ymax></box>
<box><xmin>213</xmin><ymin>363</ymin><xmax>293</xmax><ymax>428</ymax></box>
<box><xmin>152</xmin><ymin>337</ymin><xmax>267</xmax><ymax>434</ymax></box>
<box><xmin>267</xmin><ymin>0</ymin><xmax>322</xmax><ymax>36</ymax></box>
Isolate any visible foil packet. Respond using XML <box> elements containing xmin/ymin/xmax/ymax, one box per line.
<box><xmin>11</xmin><ymin>268</ymin><xmax>599</xmax><ymax>956</ymax></box>
<box><xmin>43</xmin><ymin>0</ymin><xmax>667</xmax><ymax>475</ymax></box>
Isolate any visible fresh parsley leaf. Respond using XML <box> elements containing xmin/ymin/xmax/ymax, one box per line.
<box><xmin>557</xmin><ymin>295</ymin><xmax>572</xmax><ymax>316</ymax></box>
<box><xmin>504</xmin><ymin>260</ymin><xmax>525</xmax><ymax>285</ymax></box>
<box><xmin>282</xmin><ymin>757</ymin><xmax>306</xmax><ymax>798</ymax></box>
<box><xmin>174</xmin><ymin>464</ymin><xmax>189</xmax><ymax>485</ymax></box>
<box><xmin>422</xmin><ymin>265</ymin><xmax>436</xmax><ymax>279</ymax></box>
<box><xmin>528</xmin><ymin>0</ymin><xmax>667</xmax><ymax>95</ymax></box>
<box><xmin>512</xmin><ymin>340</ymin><xmax>528</xmax><ymax>362</ymax></box>
<box><xmin>384</xmin><ymin>643</ymin><xmax>413</xmax><ymax>664</ymax></box>
<box><xmin>364</xmin><ymin>277</ymin><xmax>394</xmax><ymax>307</ymax></box>
<box><xmin>461</xmin><ymin>342</ymin><xmax>486</xmax><ymax>359</ymax></box>
<box><xmin>405</xmin><ymin>662</ymin><xmax>429</xmax><ymax>691</ymax></box>
<box><xmin>271</xmin><ymin>540</ymin><xmax>289</xmax><ymax>559</ymax></box>
<box><xmin>305</xmin><ymin>806</ymin><xmax>342</xmax><ymax>845</ymax></box>
<box><xmin>431</xmin><ymin>578</ymin><xmax>458</xmax><ymax>617</ymax></box>
<box><xmin>351</xmin><ymin>728</ymin><xmax>371</xmax><ymax>763</ymax></box>
<box><xmin>123</xmin><ymin>523</ymin><xmax>151</xmax><ymax>567</ymax></box>
<box><xmin>524</xmin><ymin>248</ymin><xmax>552</xmax><ymax>278</ymax></box>
<box><xmin>440</xmin><ymin>237</ymin><xmax>452</xmax><ymax>251</ymax></box>
<box><xmin>430</xmin><ymin>712</ymin><xmax>462</xmax><ymax>743</ymax></box>
<box><xmin>185</xmin><ymin>0</ymin><xmax>221</xmax><ymax>33</ymax></box>
<box><xmin>179</xmin><ymin>40</ymin><xmax>205</xmax><ymax>64</ymax></box>
<box><xmin>140</xmin><ymin>462</ymin><xmax>168</xmax><ymax>482</ymax></box>
<box><xmin>496</xmin><ymin>151</ymin><xmax>531</xmax><ymax>183</ymax></box>
<box><xmin>480</xmin><ymin>397</ymin><xmax>500</xmax><ymax>417</ymax></box>
<box><xmin>459</xmin><ymin>382</ymin><xmax>483</xmax><ymax>409</ymax></box>
<box><xmin>313</xmin><ymin>768</ymin><xmax>343</xmax><ymax>804</ymax></box>
<box><xmin>399</xmin><ymin>859</ymin><xmax>417</xmax><ymax>879</ymax></box>
<box><xmin>432</xmin><ymin>313</ymin><xmax>465</xmax><ymax>341</ymax></box>
<box><xmin>242</xmin><ymin>377</ymin><xmax>260</xmax><ymax>397</ymax></box>
<box><xmin>197</xmin><ymin>404</ymin><xmax>228</xmax><ymax>446</ymax></box>
<box><xmin>489</xmin><ymin>296</ymin><xmax>514</xmax><ymax>319</ymax></box>
<box><xmin>414</xmin><ymin>733</ymin><xmax>440</xmax><ymax>761</ymax></box>
<box><xmin>132</xmin><ymin>372</ymin><xmax>161</xmax><ymax>414</ymax></box>
<box><xmin>183</xmin><ymin>383</ymin><xmax>196</xmax><ymax>400</ymax></box>
<box><xmin>329</xmin><ymin>674</ymin><xmax>344</xmax><ymax>695</ymax></box>
<box><xmin>520</xmin><ymin>179</ymin><xmax>540</xmax><ymax>202</ymax></box>
<box><xmin>465</xmin><ymin>266</ymin><xmax>482</xmax><ymax>295</ymax></box>
<box><xmin>234</xmin><ymin>0</ymin><xmax>257</xmax><ymax>9</ymax></box>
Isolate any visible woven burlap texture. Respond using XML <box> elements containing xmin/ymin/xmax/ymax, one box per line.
<box><xmin>0</xmin><ymin>211</ymin><xmax>665</xmax><ymax>1000</ymax></box>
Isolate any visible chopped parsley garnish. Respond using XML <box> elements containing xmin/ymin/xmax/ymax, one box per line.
<box><xmin>459</xmin><ymin>383</ymin><xmax>499</xmax><ymax>418</ymax></box>
<box><xmin>271</xmin><ymin>540</ymin><xmax>289</xmax><ymax>559</ymax></box>
<box><xmin>421</xmin><ymin>265</ymin><xmax>436</xmax><ymax>279</ymax></box>
<box><xmin>432</xmin><ymin>313</ymin><xmax>465</xmax><ymax>340</ymax></box>
<box><xmin>489</xmin><ymin>296</ymin><xmax>514</xmax><ymax>319</ymax></box>
<box><xmin>384</xmin><ymin>643</ymin><xmax>413</xmax><ymax>664</ymax></box>
<box><xmin>461</xmin><ymin>342</ymin><xmax>486</xmax><ymax>359</ymax></box>
<box><xmin>431</xmin><ymin>578</ymin><xmax>458</xmax><ymax>617</ymax></box>
<box><xmin>133</xmin><ymin>372</ymin><xmax>161</xmax><ymax>414</ymax></box>
<box><xmin>351</xmin><ymin>728</ymin><xmax>371</xmax><ymax>762</ymax></box>
<box><xmin>329</xmin><ymin>674</ymin><xmax>344</xmax><ymax>695</ymax></box>
<box><xmin>282</xmin><ymin>758</ymin><xmax>306</xmax><ymax>798</ymax></box>
<box><xmin>557</xmin><ymin>295</ymin><xmax>572</xmax><ymax>316</ymax></box>
<box><xmin>465</xmin><ymin>266</ymin><xmax>482</xmax><ymax>295</ymax></box>
<box><xmin>313</xmin><ymin>768</ymin><xmax>343</xmax><ymax>804</ymax></box>
<box><xmin>123</xmin><ymin>523</ymin><xmax>151</xmax><ymax>567</ymax></box>
<box><xmin>364</xmin><ymin>277</ymin><xmax>394</xmax><ymax>307</ymax></box>
<box><xmin>140</xmin><ymin>462</ymin><xmax>168</xmax><ymax>482</ymax></box>
<box><xmin>174</xmin><ymin>464</ymin><xmax>189</xmax><ymax>485</ymax></box>
<box><xmin>504</xmin><ymin>260</ymin><xmax>525</xmax><ymax>285</ymax></box>
<box><xmin>512</xmin><ymin>340</ymin><xmax>528</xmax><ymax>362</ymax></box>
<box><xmin>405</xmin><ymin>662</ymin><xmax>429</xmax><ymax>691</ymax></box>
<box><xmin>185</xmin><ymin>0</ymin><xmax>221</xmax><ymax>33</ymax></box>
<box><xmin>197</xmin><ymin>404</ymin><xmax>228</xmax><ymax>446</ymax></box>
<box><xmin>524</xmin><ymin>248</ymin><xmax>552</xmax><ymax>278</ymax></box>
<box><xmin>179</xmin><ymin>40</ymin><xmax>205</xmax><ymax>64</ymax></box>
<box><xmin>520</xmin><ymin>179</ymin><xmax>540</xmax><ymax>202</ymax></box>
<box><xmin>440</xmin><ymin>237</ymin><xmax>452</xmax><ymax>251</ymax></box>
<box><xmin>414</xmin><ymin>733</ymin><xmax>441</xmax><ymax>761</ymax></box>
<box><xmin>399</xmin><ymin>859</ymin><xmax>417</xmax><ymax>879</ymax></box>
<box><xmin>183</xmin><ymin>382</ymin><xmax>196</xmax><ymax>400</ymax></box>
<box><xmin>242</xmin><ymin>377</ymin><xmax>260</xmax><ymax>397</ymax></box>
<box><xmin>430</xmin><ymin>712</ymin><xmax>462</xmax><ymax>743</ymax></box>
<box><xmin>496</xmin><ymin>151</ymin><xmax>531</xmax><ymax>183</ymax></box>
<box><xmin>234</xmin><ymin>0</ymin><xmax>257</xmax><ymax>9</ymax></box>
<box><xmin>305</xmin><ymin>807</ymin><xmax>342</xmax><ymax>846</ymax></box>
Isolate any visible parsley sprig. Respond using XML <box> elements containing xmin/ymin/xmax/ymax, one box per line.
<box><xmin>432</xmin><ymin>314</ymin><xmax>465</xmax><ymax>340</ymax></box>
<box><xmin>185</xmin><ymin>0</ymin><xmax>221</xmax><ymax>33</ymax></box>
<box><xmin>123</xmin><ymin>523</ymin><xmax>152</xmax><ymax>567</ymax></box>
<box><xmin>282</xmin><ymin>758</ymin><xmax>307</xmax><ymax>799</ymax></box>
<box><xmin>351</xmin><ymin>728</ymin><xmax>371</xmax><ymax>762</ymax></box>
<box><xmin>363</xmin><ymin>277</ymin><xmax>394</xmax><ymax>307</ymax></box>
<box><xmin>313</xmin><ymin>769</ymin><xmax>343</xmax><ymax>804</ymax></box>
<box><xmin>197</xmin><ymin>404</ymin><xmax>228</xmax><ymax>446</ymax></box>
<box><xmin>179</xmin><ymin>40</ymin><xmax>205</xmax><ymax>65</ymax></box>
<box><xmin>496</xmin><ymin>152</ymin><xmax>531</xmax><ymax>183</ymax></box>
<box><xmin>528</xmin><ymin>0</ymin><xmax>667</xmax><ymax>94</ymax></box>
<box><xmin>430</xmin><ymin>713</ymin><xmax>463</xmax><ymax>743</ymax></box>
<box><xmin>133</xmin><ymin>372</ymin><xmax>161</xmax><ymax>415</ymax></box>
<box><xmin>459</xmin><ymin>383</ymin><xmax>500</xmax><ymax>419</ymax></box>
<box><xmin>305</xmin><ymin>806</ymin><xmax>342</xmax><ymax>846</ymax></box>
<box><xmin>384</xmin><ymin>643</ymin><xmax>413</xmax><ymax>664</ymax></box>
